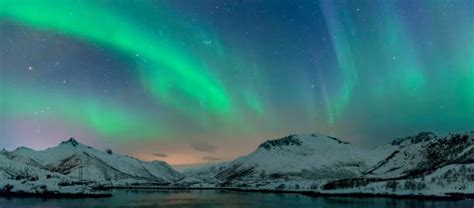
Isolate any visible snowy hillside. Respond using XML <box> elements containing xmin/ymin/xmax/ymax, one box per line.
<box><xmin>1</xmin><ymin>132</ymin><xmax>472</xmax><ymax>198</ymax></box>
<box><xmin>2</xmin><ymin>138</ymin><xmax>182</xmax><ymax>184</ymax></box>
<box><xmin>363</xmin><ymin>132</ymin><xmax>474</xmax><ymax>179</ymax></box>
<box><xmin>183</xmin><ymin>131</ymin><xmax>474</xmax><ymax>197</ymax></box>
<box><xmin>0</xmin><ymin>151</ymin><xmax>91</xmax><ymax>196</ymax></box>
<box><xmin>0</xmin><ymin>138</ymin><xmax>183</xmax><ymax>196</ymax></box>
<box><xmin>184</xmin><ymin>133</ymin><xmax>380</xmax><ymax>186</ymax></box>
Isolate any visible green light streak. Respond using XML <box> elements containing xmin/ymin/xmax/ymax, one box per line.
<box><xmin>378</xmin><ymin>2</ymin><xmax>425</xmax><ymax>93</ymax></box>
<box><xmin>321</xmin><ymin>0</ymin><xmax>359</xmax><ymax>124</ymax></box>
<box><xmin>244</xmin><ymin>92</ymin><xmax>264</xmax><ymax>116</ymax></box>
<box><xmin>0</xmin><ymin>84</ymin><xmax>161</xmax><ymax>140</ymax></box>
<box><xmin>1</xmin><ymin>0</ymin><xmax>233</xmax><ymax>118</ymax></box>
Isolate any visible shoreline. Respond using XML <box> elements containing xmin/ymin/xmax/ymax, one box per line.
<box><xmin>1</xmin><ymin>185</ymin><xmax>472</xmax><ymax>200</ymax></box>
<box><xmin>0</xmin><ymin>191</ymin><xmax>112</xmax><ymax>199</ymax></box>
<box><xmin>96</xmin><ymin>186</ymin><xmax>474</xmax><ymax>201</ymax></box>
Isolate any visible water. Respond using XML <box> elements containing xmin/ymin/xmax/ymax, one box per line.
<box><xmin>0</xmin><ymin>190</ymin><xmax>472</xmax><ymax>208</ymax></box>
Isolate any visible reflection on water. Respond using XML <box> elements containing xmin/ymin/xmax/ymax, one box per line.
<box><xmin>0</xmin><ymin>189</ymin><xmax>472</xmax><ymax>208</ymax></box>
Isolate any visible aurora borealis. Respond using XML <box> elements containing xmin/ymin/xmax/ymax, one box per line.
<box><xmin>1</xmin><ymin>0</ymin><xmax>473</xmax><ymax>164</ymax></box>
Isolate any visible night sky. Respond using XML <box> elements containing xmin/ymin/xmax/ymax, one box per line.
<box><xmin>1</xmin><ymin>0</ymin><xmax>473</xmax><ymax>165</ymax></box>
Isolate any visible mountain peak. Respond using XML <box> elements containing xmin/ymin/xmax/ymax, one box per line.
<box><xmin>60</xmin><ymin>137</ymin><xmax>80</xmax><ymax>147</ymax></box>
<box><xmin>258</xmin><ymin>134</ymin><xmax>302</xmax><ymax>150</ymax></box>
<box><xmin>258</xmin><ymin>133</ymin><xmax>352</xmax><ymax>150</ymax></box>
<box><xmin>326</xmin><ymin>135</ymin><xmax>351</xmax><ymax>145</ymax></box>
<box><xmin>14</xmin><ymin>146</ymin><xmax>34</xmax><ymax>152</ymax></box>
<box><xmin>391</xmin><ymin>132</ymin><xmax>437</xmax><ymax>146</ymax></box>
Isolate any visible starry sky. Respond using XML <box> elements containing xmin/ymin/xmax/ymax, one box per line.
<box><xmin>1</xmin><ymin>0</ymin><xmax>473</xmax><ymax>165</ymax></box>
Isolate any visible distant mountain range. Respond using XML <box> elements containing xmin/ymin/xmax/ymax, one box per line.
<box><xmin>0</xmin><ymin>138</ymin><xmax>182</xmax><ymax>195</ymax></box>
<box><xmin>181</xmin><ymin>131</ymin><xmax>474</xmax><ymax>197</ymax></box>
<box><xmin>0</xmin><ymin>131</ymin><xmax>473</xmax><ymax>198</ymax></box>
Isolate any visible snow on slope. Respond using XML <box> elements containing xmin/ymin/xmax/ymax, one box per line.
<box><xmin>0</xmin><ymin>153</ymin><xmax>66</xmax><ymax>180</ymax></box>
<box><xmin>363</xmin><ymin>131</ymin><xmax>474</xmax><ymax>179</ymax></box>
<box><xmin>183</xmin><ymin>131</ymin><xmax>474</xmax><ymax>196</ymax></box>
<box><xmin>324</xmin><ymin>163</ymin><xmax>474</xmax><ymax>196</ymax></box>
<box><xmin>0</xmin><ymin>153</ymin><xmax>89</xmax><ymax>195</ymax></box>
<box><xmin>184</xmin><ymin>133</ymin><xmax>381</xmax><ymax>185</ymax></box>
<box><xmin>2</xmin><ymin>138</ymin><xmax>182</xmax><ymax>184</ymax></box>
<box><xmin>1</xmin><ymin>131</ymin><xmax>472</xmax><ymax>197</ymax></box>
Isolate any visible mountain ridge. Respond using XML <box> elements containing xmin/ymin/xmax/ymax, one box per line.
<box><xmin>1</xmin><ymin>131</ymin><xmax>473</xmax><ymax>197</ymax></box>
<box><xmin>1</xmin><ymin>137</ymin><xmax>182</xmax><ymax>185</ymax></box>
<box><xmin>181</xmin><ymin>130</ymin><xmax>474</xmax><ymax>196</ymax></box>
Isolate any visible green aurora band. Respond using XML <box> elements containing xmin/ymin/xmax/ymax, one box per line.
<box><xmin>0</xmin><ymin>83</ymin><xmax>160</xmax><ymax>140</ymax></box>
<box><xmin>0</xmin><ymin>0</ymin><xmax>234</xmax><ymax>120</ymax></box>
<box><xmin>1</xmin><ymin>0</ymin><xmax>473</xmax><ymax>145</ymax></box>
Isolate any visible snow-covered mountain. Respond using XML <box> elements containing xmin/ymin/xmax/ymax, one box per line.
<box><xmin>184</xmin><ymin>133</ymin><xmax>380</xmax><ymax>186</ymax></box>
<box><xmin>1</xmin><ymin>138</ymin><xmax>182</xmax><ymax>184</ymax></box>
<box><xmin>0</xmin><ymin>149</ymin><xmax>84</xmax><ymax>196</ymax></box>
<box><xmin>1</xmin><ymin>132</ymin><xmax>472</xmax><ymax>197</ymax></box>
<box><xmin>363</xmin><ymin>131</ymin><xmax>474</xmax><ymax>179</ymax></box>
<box><xmin>183</xmin><ymin>131</ymin><xmax>474</xmax><ymax>196</ymax></box>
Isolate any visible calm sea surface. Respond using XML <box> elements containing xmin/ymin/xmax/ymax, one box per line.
<box><xmin>0</xmin><ymin>189</ymin><xmax>472</xmax><ymax>208</ymax></box>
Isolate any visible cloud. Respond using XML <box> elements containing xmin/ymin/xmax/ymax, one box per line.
<box><xmin>151</xmin><ymin>152</ymin><xmax>168</xmax><ymax>158</ymax></box>
<box><xmin>191</xmin><ymin>142</ymin><xmax>217</xmax><ymax>153</ymax></box>
<box><xmin>202</xmin><ymin>156</ymin><xmax>223</xmax><ymax>162</ymax></box>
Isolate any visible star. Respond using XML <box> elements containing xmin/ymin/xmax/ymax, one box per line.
<box><xmin>28</xmin><ymin>66</ymin><xmax>33</xmax><ymax>71</ymax></box>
